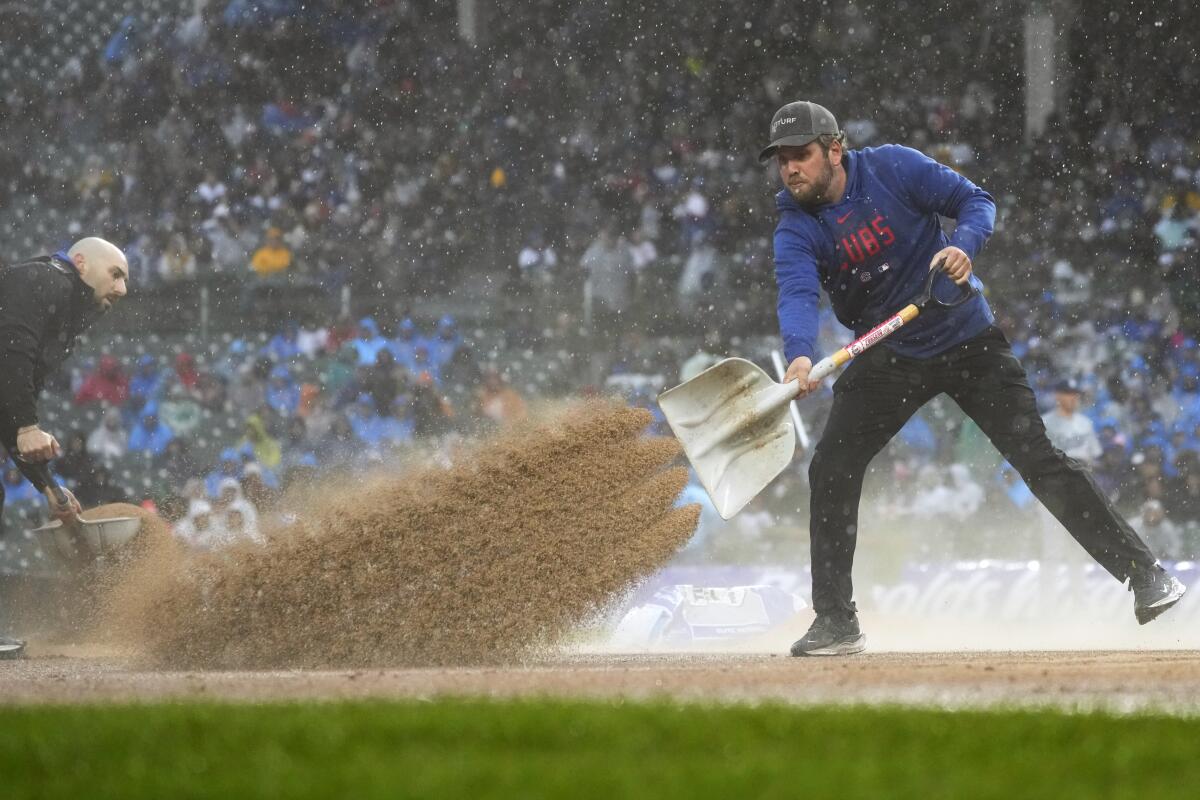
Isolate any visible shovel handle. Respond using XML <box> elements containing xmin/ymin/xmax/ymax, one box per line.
<box><xmin>914</xmin><ymin>259</ymin><xmax>978</xmax><ymax>309</ymax></box>
<box><xmin>806</xmin><ymin>264</ymin><xmax>978</xmax><ymax>384</ymax></box>
<box><xmin>41</xmin><ymin>468</ymin><xmax>72</xmax><ymax>509</ymax></box>
<box><xmin>17</xmin><ymin>457</ymin><xmax>77</xmax><ymax>520</ymax></box>
<box><xmin>808</xmin><ymin>303</ymin><xmax>922</xmax><ymax>383</ymax></box>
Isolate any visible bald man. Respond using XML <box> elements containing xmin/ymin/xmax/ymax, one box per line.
<box><xmin>0</xmin><ymin>237</ymin><xmax>128</xmax><ymax>659</ymax></box>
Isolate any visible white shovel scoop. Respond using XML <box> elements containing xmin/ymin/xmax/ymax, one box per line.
<box><xmin>23</xmin><ymin>459</ymin><xmax>142</xmax><ymax>563</ymax></box>
<box><xmin>658</xmin><ymin>266</ymin><xmax>975</xmax><ymax>518</ymax></box>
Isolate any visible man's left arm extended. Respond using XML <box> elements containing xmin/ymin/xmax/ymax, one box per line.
<box><xmin>774</xmin><ymin>224</ymin><xmax>823</xmax><ymax>395</ymax></box>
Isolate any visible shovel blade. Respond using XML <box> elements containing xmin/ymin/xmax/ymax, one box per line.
<box><xmin>32</xmin><ymin>515</ymin><xmax>142</xmax><ymax>562</ymax></box>
<box><xmin>658</xmin><ymin>358</ymin><xmax>797</xmax><ymax>519</ymax></box>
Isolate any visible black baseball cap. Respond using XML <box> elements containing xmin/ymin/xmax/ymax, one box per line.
<box><xmin>1054</xmin><ymin>378</ymin><xmax>1082</xmax><ymax>394</ymax></box>
<box><xmin>758</xmin><ymin>101</ymin><xmax>841</xmax><ymax>163</ymax></box>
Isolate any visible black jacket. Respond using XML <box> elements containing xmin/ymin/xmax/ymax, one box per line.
<box><xmin>0</xmin><ymin>255</ymin><xmax>101</xmax><ymax>431</ymax></box>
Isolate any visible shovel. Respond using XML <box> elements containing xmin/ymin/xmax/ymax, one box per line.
<box><xmin>25</xmin><ymin>459</ymin><xmax>142</xmax><ymax>563</ymax></box>
<box><xmin>658</xmin><ymin>266</ymin><xmax>976</xmax><ymax>519</ymax></box>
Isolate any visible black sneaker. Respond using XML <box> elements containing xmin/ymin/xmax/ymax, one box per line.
<box><xmin>790</xmin><ymin>611</ymin><xmax>866</xmax><ymax>657</ymax></box>
<box><xmin>1130</xmin><ymin>565</ymin><xmax>1187</xmax><ymax>625</ymax></box>
<box><xmin>0</xmin><ymin>635</ymin><xmax>25</xmax><ymax>660</ymax></box>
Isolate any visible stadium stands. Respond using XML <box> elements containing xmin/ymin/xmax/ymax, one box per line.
<box><xmin>2</xmin><ymin>1</ymin><xmax>1200</xmax><ymax>569</ymax></box>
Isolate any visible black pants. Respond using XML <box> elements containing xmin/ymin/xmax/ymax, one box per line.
<box><xmin>808</xmin><ymin>326</ymin><xmax>1158</xmax><ymax>616</ymax></box>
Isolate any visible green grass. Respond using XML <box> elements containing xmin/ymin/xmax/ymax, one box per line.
<box><xmin>1</xmin><ymin>698</ymin><xmax>1195</xmax><ymax>799</ymax></box>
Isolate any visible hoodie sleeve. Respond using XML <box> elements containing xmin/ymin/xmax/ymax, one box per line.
<box><xmin>891</xmin><ymin>145</ymin><xmax>996</xmax><ymax>261</ymax></box>
<box><xmin>774</xmin><ymin>222</ymin><xmax>823</xmax><ymax>364</ymax></box>
<box><xmin>0</xmin><ymin>266</ymin><xmax>58</xmax><ymax>428</ymax></box>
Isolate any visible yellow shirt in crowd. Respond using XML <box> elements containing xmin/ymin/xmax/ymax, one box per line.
<box><xmin>251</xmin><ymin>244</ymin><xmax>292</xmax><ymax>277</ymax></box>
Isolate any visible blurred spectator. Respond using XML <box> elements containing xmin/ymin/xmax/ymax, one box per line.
<box><xmin>250</xmin><ymin>227</ymin><xmax>292</xmax><ymax>278</ymax></box>
<box><xmin>429</xmin><ymin>316</ymin><xmax>462</xmax><ymax>368</ymax></box>
<box><xmin>1165</xmin><ymin>451</ymin><xmax>1200</xmax><ymax>522</ymax></box>
<box><xmin>175</xmin><ymin>499</ymin><xmax>227</xmax><ymax>549</ymax></box>
<box><xmin>476</xmin><ymin>368</ymin><xmax>527</xmax><ymax>426</ymax></box>
<box><xmin>241</xmin><ymin>414</ymin><xmax>282</xmax><ymax>470</ymax></box>
<box><xmin>324</xmin><ymin>315</ymin><xmax>359</xmax><ymax>354</ymax></box>
<box><xmin>158</xmin><ymin>233</ymin><xmax>198</xmax><ymax>282</ymax></box>
<box><xmin>265</xmin><ymin>365</ymin><xmax>301</xmax><ymax>417</ymax></box>
<box><xmin>1154</xmin><ymin>203</ymin><xmax>1195</xmax><ymax>254</ymax></box>
<box><xmin>240</xmin><ymin>462</ymin><xmax>275</xmax><ymax>510</ymax></box>
<box><xmin>205</xmin><ymin>449</ymin><xmax>244</xmax><ymax>498</ymax></box>
<box><xmin>204</xmin><ymin>212</ymin><xmax>252</xmax><ymax>273</ymax></box>
<box><xmin>1129</xmin><ymin>449</ymin><xmax>1170</xmax><ymax>509</ymax></box>
<box><xmin>1139</xmin><ymin>499</ymin><xmax>1184</xmax><ymax>561</ymax></box>
<box><xmin>1094</xmin><ymin>446</ymin><xmax>1136</xmax><ymax>506</ymax></box>
<box><xmin>160</xmin><ymin>385</ymin><xmax>203</xmax><ymax>436</ymax></box>
<box><xmin>297</xmin><ymin>384</ymin><xmax>333</xmax><ymax>438</ymax></box>
<box><xmin>279</xmin><ymin>417</ymin><xmax>314</xmax><ymax>470</ymax></box>
<box><xmin>129</xmin><ymin>355</ymin><xmax>165</xmax><ymax>402</ymax></box>
<box><xmin>517</xmin><ymin>232</ymin><xmax>558</xmax><ymax>289</ymax></box>
<box><xmin>73</xmin><ymin>466</ymin><xmax>131</xmax><ymax>509</ymax></box>
<box><xmin>346</xmin><ymin>394</ymin><xmax>396</xmax><ymax>448</ymax></box>
<box><xmin>281</xmin><ymin>451</ymin><xmax>320</xmax><ymax>491</ymax></box>
<box><xmin>903</xmin><ymin>465</ymin><xmax>983</xmax><ymax>522</ymax></box>
<box><xmin>1041</xmin><ymin>378</ymin><xmax>1102</xmax><ymax>465</ymax></box>
<box><xmin>410</xmin><ymin>374</ymin><xmax>454</xmax><ymax>439</ymax></box>
<box><xmin>266</xmin><ymin>322</ymin><xmax>303</xmax><ymax>362</ymax></box>
<box><xmin>628</xmin><ymin>229</ymin><xmax>658</xmax><ymax>279</ymax></box>
<box><xmin>354</xmin><ymin>317</ymin><xmax>390</xmax><ymax>366</ymax></box>
<box><xmin>386</xmin><ymin>398</ymin><xmax>416</xmax><ymax>444</ymax></box>
<box><xmin>407</xmin><ymin>345</ymin><xmax>442</xmax><ymax>385</ymax></box>
<box><xmin>223</xmin><ymin>506</ymin><xmax>262</xmax><ymax>544</ymax></box>
<box><xmin>676</xmin><ymin>242</ymin><xmax>722</xmax><ymax>314</ymax></box>
<box><xmin>56</xmin><ymin>431</ymin><xmax>99</xmax><ymax>487</ymax></box>
<box><xmin>174</xmin><ymin>353</ymin><xmax>201</xmax><ymax>392</ymax></box>
<box><xmin>229</xmin><ymin>362</ymin><xmax>267</xmax><ymax>411</ymax></box>
<box><xmin>158</xmin><ymin>437</ymin><xmax>197</xmax><ymax>492</ymax></box>
<box><xmin>195</xmin><ymin>170</ymin><xmax>227</xmax><ymax>207</ymax></box>
<box><xmin>296</xmin><ymin>320</ymin><xmax>328</xmax><ymax>359</ymax></box>
<box><xmin>87</xmin><ymin>407</ymin><xmax>128</xmax><ymax>462</ymax></box>
<box><xmin>128</xmin><ymin>411</ymin><xmax>175</xmax><ymax>456</ymax></box>
<box><xmin>364</xmin><ymin>349</ymin><xmax>403</xmax><ymax>413</ymax></box>
<box><xmin>75</xmin><ymin>356</ymin><xmax>129</xmax><ymax>406</ymax></box>
<box><xmin>2</xmin><ymin>463</ymin><xmax>40</xmax><ymax>505</ymax></box>
<box><xmin>212</xmin><ymin>477</ymin><xmax>259</xmax><ymax>536</ymax></box>
<box><xmin>389</xmin><ymin>318</ymin><xmax>421</xmax><ymax>364</ymax></box>
<box><xmin>581</xmin><ymin>227</ymin><xmax>632</xmax><ymax>329</ymax></box>
<box><xmin>319</xmin><ymin>415</ymin><xmax>360</xmax><ymax>466</ymax></box>
<box><xmin>194</xmin><ymin>371</ymin><xmax>227</xmax><ymax>410</ymax></box>
<box><xmin>321</xmin><ymin>344</ymin><xmax>358</xmax><ymax>398</ymax></box>
<box><xmin>443</xmin><ymin>343</ymin><xmax>484</xmax><ymax>391</ymax></box>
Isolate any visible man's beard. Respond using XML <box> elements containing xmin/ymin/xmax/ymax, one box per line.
<box><xmin>789</xmin><ymin>156</ymin><xmax>834</xmax><ymax>209</ymax></box>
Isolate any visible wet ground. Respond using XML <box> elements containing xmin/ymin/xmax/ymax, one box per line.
<box><xmin>4</xmin><ymin>649</ymin><xmax>1199</xmax><ymax>715</ymax></box>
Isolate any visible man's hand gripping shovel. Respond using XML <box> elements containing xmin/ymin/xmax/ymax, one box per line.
<box><xmin>657</xmin><ymin>264</ymin><xmax>977</xmax><ymax>519</ymax></box>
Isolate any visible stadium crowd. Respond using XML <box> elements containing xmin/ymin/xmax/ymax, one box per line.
<box><xmin>5</xmin><ymin>311</ymin><xmax>543</xmax><ymax>549</ymax></box>
<box><xmin>1</xmin><ymin>1</ymin><xmax>1199</xmax><ymax>560</ymax></box>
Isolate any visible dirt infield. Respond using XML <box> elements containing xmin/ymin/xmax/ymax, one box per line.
<box><xmin>5</xmin><ymin>400</ymin><xmax>1196</xmax><ymax>715</ymax></box>
<box><xmin>4</xmin><ymin>649</ymin><xmax>1200</xmax><ymax>714</ymax></box>
<box><xmin>81</xmin><ymin>401</ymin><xmax>697</xmax><ymax>670</ymax></box>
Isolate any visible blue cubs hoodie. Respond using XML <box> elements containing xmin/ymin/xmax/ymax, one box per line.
<box><xmin>773</xmin><ymin>144</ymin><xmax>996</xmax><ymax>363</ymax></box>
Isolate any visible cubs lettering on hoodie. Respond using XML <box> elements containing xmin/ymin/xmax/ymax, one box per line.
<box><xmin>772</xmin><ymin>144</ymin><xmax>997</xmax><ymax>364</ymax></box>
